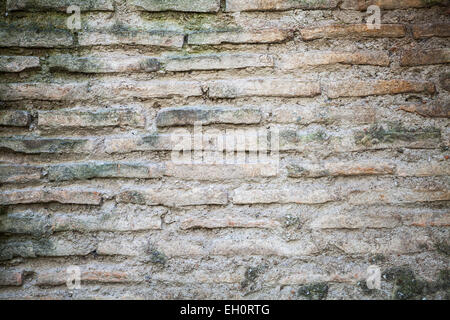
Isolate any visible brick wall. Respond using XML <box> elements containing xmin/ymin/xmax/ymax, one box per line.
<box><xmin>0</xmin><ymin>0</ymin><xmax>449</xmax><ymax>300</ymax></box>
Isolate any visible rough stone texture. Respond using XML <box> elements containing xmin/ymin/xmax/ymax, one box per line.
<box><xmin>300</xmin><ymin>24</ymin><xmax>406</xmax><ymax>40</ymax></box>
<box><xmin>132</xmin><ymin>0</ymin><xmax>220</xmax><ymax>12</ymax></box>
<box><xmin>0</xmin><ymin>1</ymin><xmax>448</xmax><ymax>301</ymax></box>
<box><xmin>0</xmin><ymin>56</ymin><xmax>40</xmax><ymax>72</ymax></box>
<box><xmin>6</xmin><ymin>0</ymin><xmax>114</xmax><ymax>11</ymax></box>
<box><xmin>188</xmin><ymin>29</ymin><xmax>291</xmax><ymax>45</ymax></box>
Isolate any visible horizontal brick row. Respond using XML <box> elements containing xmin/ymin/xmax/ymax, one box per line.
<box><xmin>5</xmin><ymin>49</ymin><xmax>449</xmax><ymax>74</ymax></box>
<box><xmin>0</xmin><ymin>79</ymin><xmax>436</xmax><ymax>101</ymax></box>
<box><xmin>1</xmin><ymin>159</ymin><xmax>448</xmax><ymax>184</ymax></box>
<box><xmin>0</xmin><ymin>210</ymin><xmax>163</xmax><ymax>235</ymax></box>
<box><xmin>1</xmin><ymin>23</ymin><xmax>449</xmax><ymax>48</ymax></box>
<box><xmin>1</xmin><ymin>186</ymin><xmax>446</xmax><ymax>207</ymax></box>
<box><xmin>7</xmin><ymin>0</ymin><xmax>447</xmax><ymax>13</ymax></box>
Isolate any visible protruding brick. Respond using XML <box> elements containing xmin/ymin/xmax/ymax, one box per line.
<box><xmin>0</xmin><ymin>188</ymin><xmax>102</xmax><ymax>205</ymax></box>
<box><xmin>279</xmin><ymin>51</ymin><xmax>390</xmax><ymax>69</ymax></box>
<box><xmin>47</xmin><ymin>162</ymin><xmax>164</xmax><ymax>181</ymax></box>
<box><xmin>156</xmin><ymin>106</ymin><xmax>262</xmax><ymax>127</ymax></box>
<box><xmin>181</xmin><ymin>216</ymin><xmax>280</xmax><ymax>229</ymax></box>
<box><xmin>89</xmin><ymin>80</ymin><xmax>203</xmax><ymax>99</ymax></box>
<box><xmin>0</xmin><ymin>25</ymin><xmax>73</xmax><ymax>48</ymax></box>
<box><xmin>165</xmin><ymin>163</ymin><xmax>278</xmax><ymax>180</ymax></box>
<box><xmin>0</xmin><ymin>270</ymin><xmax>23</xmax><ymax>286</ymax></box>
<box><xmin>0</xmin><ymin>82</ymin><xmax>89</xmax><ymax>101</ymax></box>
<box><xmin>38</xmin><ymin>108</ymin><xmax>145</xmax><ymax>129</ymax></box>
<box><xmin>325</xmin><ymin>80</ymin><xmax>435</xmax><ymax>98</ymax></box>
<box><xmin>225</xmin><ymin>0</ymin><xmax>340</xmax><ymax>11</ymax></box>
<box><xmin>0</xmin><ymin>56</ymin><xmax>40</xmax><ymax>72</ymax></box>
<box><xmin>6</xmin><ymin>0</ymin><xmax>114</xmax><ymax>11</ymax></box>
<box><xmin>400</xmin><ymin>49</ymin><xmax>450</xmax><ymax>66</ymax></box>
<box><xmin>287</xmin><ymin>161</ymin><xmax>395</xmax><ymax>178</ymax></box>
<box><xmin>117</xmin><ymin>187</ymin><xmax>228</xmax><ymax>207</ymax></box>
<box><xmin>37</xmin><ymin>270</ymin><xmax>137</xmax><ymax>287</ymax></box>
<box><xmin>0</xmin><ymin>110</ymin><xmax>31</xmax><ymax>127</ymax></box>
<box><xmin>48</xmin><ymin>54</ymin><xmax>161</xmax><ymax>73</ymax></box>
<box><xmin>300</xmin><ymin>24</ymin><xmax>406</xmax><ymax>41</ymax></box>
<box><xmin>0</xmin><ymin>137</ymin><xmax>97</xmax><ymax>154</ymax></box>
<box><xmin>188</xmin><ymin>29</ymin><xmax>291</xmax><ymax>45</ymax></box>
<box><xmin>78</xmin><ymin>30</ymin><xmax>184</xmax><ymax>48</ymax></box>
<box><xmin>348</xmin><ymin>189</ymin><xmax>450</xmax><ymax>205</ymax></box>
<box><xmin>132</xmin><ymin>0</ymin><xmax>220</xmax><ymax>12</ymax></box>
<box><xmin>0</xmin><ymin>165</ymin><xmax>42</xmax><ymax>183</ymax></box>
<box><xmin>399</xmin><ymin>103</ymin><xmax>450</xmax><ymax>118</ymax></box>
<box><xmin>232</xmin><ymin>187</ymin><xmax>338</xmax><ymax>205</ymax></box>
<box><xmin>164</xmin><ymin>53</ymin><xmax>274</xmax><ymax>71</ymax></box>
<box><xmin>412</xmin><ymin>23</ymin><xmax>450</xmax><ymax>39</ymax></box>
<box><xmin>208</xmin><ymin>79</ymin><xmax>321</xmax><ymax>98</ymax></box>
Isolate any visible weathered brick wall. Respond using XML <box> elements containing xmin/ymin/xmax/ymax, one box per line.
<box><xmin>0</xmin><ymin>0</ymin><xmax>449</xmax><ymax>300</ymax></box>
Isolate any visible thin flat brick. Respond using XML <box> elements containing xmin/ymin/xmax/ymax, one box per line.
<box><xmin>164</xmin><ymin>53</ymin><xmax>274</xmax><ymax>71</ymax></box>
<box><xmin>48</xmin><ymin>54</ymin><xmax>161</xmax><ymax>73</ymax></box>
<box><xmin>6</xmin><ymin>0</ymin><xmax>114</xmax><ymax>11</ymax></box>
<box><xmin>225</xmin><ymin>0</ymin><xmax>340</xmax><ymax>11</ymax></box>
<box><xmin>0</xmin><ymin>212</ymin><xmax>52</xmax><ymax>236</ymax></box>
<box><xmin>164</xmin><ymin>163</ymin><xmax>278</xmax><ymax>180</ymax></box>
<box><xmin>117</xmin><ymin>187</ymin><xmax>228</xmax><ymax>207</ymax></box>
<box><xmin>156</xmin><ymin>106</ymin><xmax>262</xmax><ymax>127</ymax></box>
<box><xmin>0</xmin><ymin>137</ymin><xmax>97</xmax><ymax>154</ymax></box>
<box><xmin>132</xmin><ymin>0</ymin><xmax>220</xmax><ymax>12</ymax></box>
<box><xmin>399</xmin><ymin>103</ymin><xmax>450</xmax><ymax>118</ymax></box>
<box><xmin>0</xmin><ymin>188</ymin><xmax>102</xmax><ymax>205</ymax></box>
<box><xmin>287</xmin><ymin>161</ymin><xmax>395</xmax><ymax>178</ymax></box>
<box><xmin>272</xmin><ymin>105</ymin><xmax>376</xmax><ymax>125</ymax></box>
<box><xmin>348</xmin><ymin>189</ymin><xmax>450</xmax><ymax>205</ymax></box>
<box><xmin>400</xmin><ymin>49</ymin><xmax>450</xmax><ymax>66</ymax></box>
<box><xmin>309</xmin><ymin>213</ymin><xmax>401</xmax><ymax>229</ymax></box>
<box><xmin>341</xmin><ymin>0</ymin><xmax>438</xmax><ymax>10</ymax></box>
<box><xmin>232</xmin><ymin>188</ymin><xmax>338</xmax><ymax>205</ymax></box>
<box><xmin>325</xmin><ymin>80</ymin><xmax>435</xmax><ymax>98</ymax></box>
<box><xmin>0</xmin><ymin>270</ymin><xmax>23</xmax><ymax>286</ymax></box>
<box><xmin>208</xmin><ymin>78</ymin><xmax>321</xmax><ymax>98</ymax></box>
<box><xmin>0</xmin><ymin>82</ymin><xmax>89</xmax><ymax>101</ymax></box>
<box><xmin>0</xmin><ymin>110</ymin><xmax>31</xmax><ymax>126</ymax></box>
<box><xmin>78</xmin><ymin>30</ymin><xmax>184</xmax><ymax>48</ymax></box>
<box><xmin>89</xmin><ymin>80</ymin><xmax>203</xmax><ymax>99</ymax></box>
<box><xmin>300</xmin><ymin>24</ymin><xmax>406</xmax><ymax>40</ymax></box>
<box><xmin>412</xmin><ymin>23</ymin><xmax>450</xmax><ymax>39</ymax></box>
<box><xmin>396</xmin><ymin>161</ymin><xmax>450</xmax><ymax>177</ymax></box>
<box><xmin>53</xmin><ymin>212</ymin><xmax>162</xmax><ymax>232</ymax></box>
<box><xmin>0</xmin><ymin>165</ymin><xmax>42</xmax><ymax>183</ymax></box>
<box><xmin>188</xmin><ymin>29</ymin><xmax>291</xmax><ymax>45</ymax></box>
<box><xmin>279</xmin><ymin>51</ymin><xmax>390</xmax><ymax>69</ymax></box>
<box><xmin>37</xmin><ymin>270</ymin><xmax>136</xmax><ymax>286</ymax></box>
<box><xmin>47</xmin><ymin>162</ymin><xmax>164</xmax><ymax>181</ymax></box>
<box><xmin>0</xmin><ymin>25</ymin><xmax>73</xmax><ymax>48</ymax></box>
<box><xmin>0</xmin><ymin>239</ymin><xmax>96</xmax><ymax>260</ymax></box>
<box><xmin>38</xmin><ymin>108</ymin><xmax>145</xmax><ymax>129</ymax></box>
<box><xmin>0</xmin><ymin>56</ymin><xmax>40</xmax><ymax>72</ymax></box>
<box><xmin>402</xmin><ymin>212</ymin><xmax>450</xmax><ymax>227</ymax></box>
<box><xmin>180</xmin><ymin>216</ymin><xmax>280</xmax><ymax>229</ymax></box>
